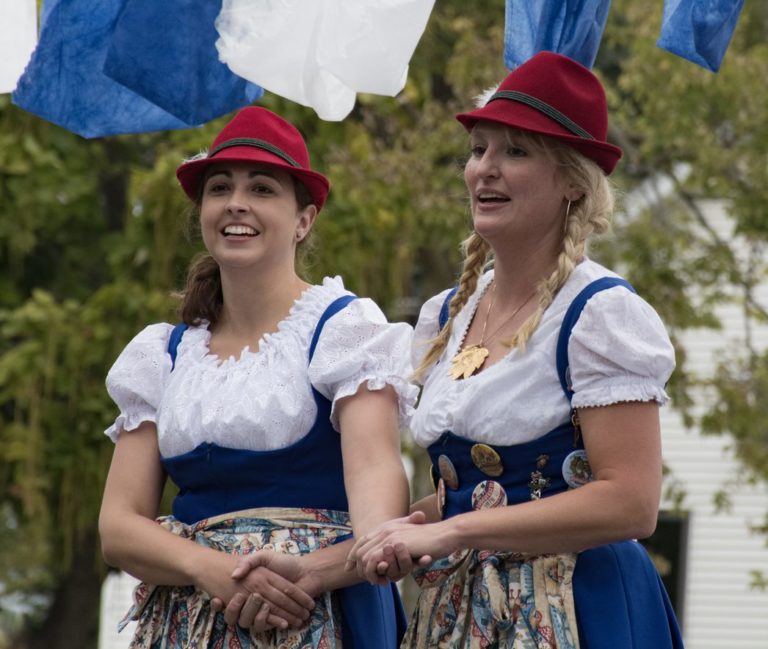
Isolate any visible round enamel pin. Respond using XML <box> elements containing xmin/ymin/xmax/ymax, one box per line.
<box><xmin>471</xmin><ymin>480</ymin><xmax>508</xmax><ymax>510</ymax></box>
<box><xmin>562</xmin><ymin>449</ymin><xmax>593</xmax><ymax>488</ymax></box>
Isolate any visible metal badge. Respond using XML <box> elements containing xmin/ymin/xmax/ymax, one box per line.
<box><xmin>528</xmin><ymin>470</ymin><xmax>551</xmax><ymax>500</ymax></box>
<box><xmin>438</xmin><ymin>454</ymin><xmax>459</xmax><ymax>490</ymax></box>
<box><xmin>470</xmin><ymin>443</ymin><xmax>504</xmax><ymax>477</ymax></box>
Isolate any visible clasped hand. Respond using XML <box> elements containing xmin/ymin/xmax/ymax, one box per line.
<box><xmin>345</xmin><ymin>511</ymin><xmax>436</xmax><ymax>584</ymax></box>
<box><xmin>210</xmin><ymin>550</ymin><xmax>316</xmax><ymax>631</ymax></box>
<box><xmin>209</xmin><ymin>512</ymin><xmax>436</xmax><ymax>630</ymax></box>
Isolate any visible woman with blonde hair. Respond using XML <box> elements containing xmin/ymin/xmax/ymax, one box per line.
<box><xmin>349</xmin><ymin>52</ymin><xmax>685</xmax><ymax>648</ymax></box>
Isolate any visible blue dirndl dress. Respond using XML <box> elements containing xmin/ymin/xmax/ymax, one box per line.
<box><xmin>120</xmin><ymin>295</ymin><xmax>406</xmax><ymax>649</ymax></box>
<box><xmin>403</xmin><ymin>278</ymin><xmax>684</xmax><ymax>648</ymax></box>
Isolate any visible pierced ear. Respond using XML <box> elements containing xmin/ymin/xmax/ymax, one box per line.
<box><xmin>295</xmin><ymin>204</ymin><xmax>318</xmax><ymax>242</ymax></box>
<box><xmin>566</xmin><ymin>185</ymin><xmax>585</xmax><ymax>203</ymax></box>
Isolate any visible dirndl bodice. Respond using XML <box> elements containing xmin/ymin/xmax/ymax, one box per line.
<box><xmin>121</xmin><ymin>295</ymin><xmax>406</xmax><ymax>649</ymax></box>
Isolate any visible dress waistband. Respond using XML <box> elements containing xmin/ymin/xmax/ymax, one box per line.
<box><xmin>162</xmin><ymin>424</ymin><xmax>348</xmax><ymax>524</ymax></box>
<box><xmin>427</xmin><ymin>423</ymin><xmax>590</xmax><ymax>519</ymax></box>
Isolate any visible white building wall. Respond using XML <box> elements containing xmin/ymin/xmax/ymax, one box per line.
<box><xmin>98</xmin><ymin>572</ymin><xmax>137</xmax><ymax>649</ymax></box>
<box><xmin>660</xmin><ymin>199</ymin><xmax>768</xmax><ymax>648</ymax></box>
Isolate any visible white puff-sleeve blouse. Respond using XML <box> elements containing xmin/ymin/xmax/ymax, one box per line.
<box><xmin>410</xmin><ymin>259</ymin><xmax>676</xmax><ymax>448</ymax></box>
<box><xmin>105</xmin><ymin>276</ymin><xmax>418</xmax><ymax>458</ymax></box>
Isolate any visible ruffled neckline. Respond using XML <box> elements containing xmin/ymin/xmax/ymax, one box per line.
<box><xmin>177</xmin><ymin>276</ymin><xmax>349</xmax><ymax>369</ymax></box>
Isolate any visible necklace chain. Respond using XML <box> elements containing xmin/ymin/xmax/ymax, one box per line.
<box><xmin>449</xmin><ymin>280</ymin><xmax>538</xmax><ymax>380</ymax></box>
<box><xmin>477</xmin><ymin>281</ymin><xmax>537</xmax><ymax>347</ymax></box>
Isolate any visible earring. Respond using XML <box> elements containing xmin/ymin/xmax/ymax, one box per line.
<box><xmin>563</xmin><ymin>199</ymin><xmax>572</xmax><ymax>236</ymax></box>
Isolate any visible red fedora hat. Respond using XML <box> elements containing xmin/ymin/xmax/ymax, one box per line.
<box><xmin>456</xmin><ymin>51</ymin><xmax>622</xmax><ymax>175</ymax></box>
<box><xmin>177</xmin><ymin>106</ymin><xmax>330</xmax><ymax>210</ymax></box>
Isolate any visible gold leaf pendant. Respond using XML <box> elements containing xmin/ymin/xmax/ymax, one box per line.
<box><xmin>449</xmin><ymin>344</ymin><xmax>489</xmax><ymax>380</ymax></box>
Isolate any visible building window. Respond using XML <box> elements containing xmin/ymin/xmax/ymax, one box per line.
<box><xmin>639</xmin><ymin>510</ymin><xmax>689</xmax><ymax>625</ymax></box>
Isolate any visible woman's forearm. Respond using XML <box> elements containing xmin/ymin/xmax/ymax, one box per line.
<box><xmin>99</xmin><ymin>509</ymin><xmax>236</xmax><ymax>590</ymax></box>
<box><xmin>295</xmin><ymin>539</ymin><xmax>361</xmax><ymax>595</ymax></box>
<box><xmin>99</xmin><ymin>424</ymin><xmax>240</xmax><ymax>598</ymax></box>
<box><xmin>443</xmin><ymin>476</ymin><xmax>658</xmax><ymax>557</ymax></box>
<box><xmin>346</xmin><ymin>460</ymin><xmax>409</xmax><ymax>538</ymax></box>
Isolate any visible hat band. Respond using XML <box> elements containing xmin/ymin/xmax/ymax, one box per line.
<box><xmin>208</xmin><ymin>138</ymin><xmax>301</xmax><ymax>167</ymax></box>
<box><xmin>488</xmin><ymin>91</ymin><xmax>594</xmax><ymax>140</ymax></box>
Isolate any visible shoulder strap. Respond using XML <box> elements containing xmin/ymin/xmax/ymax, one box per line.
<box><xmin>556</xmin><ymin>277</ymin><xmax>635</xmax><ymax>402</ymax></box>
<box><xmin>438</xmin><ymin>286</ymin><xmax>459</xmax><ymax>330</ymax></box>
<box><xmin>167</xmin><ymin>323</ymin><xmax>189</xmax><ymax>371</ymax></box>
<box><xmin>309</xmin><ymin>294</ymin><xmax>358</xmax><ymax>362</ymax></box>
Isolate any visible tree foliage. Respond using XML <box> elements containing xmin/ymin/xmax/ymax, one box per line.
<box><xmin>599</xmin><ymin>0</ymin><xmax>768</xmax><ymax>482</ymax></box>
<box><xmin>1</xmin><ymin>1</ymin><xmax>767</xmax><ymax>645</ymax></box>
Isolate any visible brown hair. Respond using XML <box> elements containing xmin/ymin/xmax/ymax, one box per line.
<box><xmin>413</xmin><ymin>131</ymin><xmax>613</xmax><ymax>381</ymax></box>
<box><xmin>177</xmin><ymin>176</ymin><xmax>316</xmax><ymax>328</ymax></box>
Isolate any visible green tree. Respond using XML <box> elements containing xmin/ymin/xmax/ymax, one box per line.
<box><xmin>0</xmin><ymin>99</ymin><xmax>192</xmax><ymax>647</ymax></box>
<box><xmin>597</xmin><ymin>0</ymin><xmax>768</xmax><ymax>587</ymax></box>
<box><xmin>600</xmin><ymin>1</ymin><xmax>768</xmax><ymax>487</ymax></box>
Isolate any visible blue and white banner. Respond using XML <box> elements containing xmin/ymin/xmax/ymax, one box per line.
<box><xmin>12</xmin><ymin>0</ymin><xmax>435</xmax><ymax>135</ymax></box>
<box><xmin>4</xmin><ymin>1</ymin><xmax>747</xmax><ymax>136</ymax></box>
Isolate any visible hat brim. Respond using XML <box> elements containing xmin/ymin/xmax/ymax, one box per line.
<box><xmin>176</xmin><ymin>145</ymin><xmax>331</xmax><ymax>211</ymax></box>
<box><xmin>456</xmin><ymin>103</ymin><xmax>623</xmax><ymax>175</ymax></box>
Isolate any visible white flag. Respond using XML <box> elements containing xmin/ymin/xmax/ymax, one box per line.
<box><xmin>0</xmin><ymin>0</ymin><xmax>38</xmax><ymax>93</ymax></box>
<box><xmin>215</xmin><ymin>0</ymin><xmax>435</xmax><ymax>121</ymax></box>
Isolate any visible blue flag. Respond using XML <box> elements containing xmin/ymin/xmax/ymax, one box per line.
<box><xmin>504</xmin><ymin>0</ymin><xmax>612</xmax><ymax>70</ymax></box>
<box><xmin>103</xmin><ymin>0</ymin><xmax>263</xmax><ymax>125</ymax></box>
<box><xmin>13</xmin><ymin>0</ymin><xmax>189</xmax><ymax>137</ymax></box>
<box><xmin>657</xmin><ymin>0</ymin><xmax>745</xmax><ymax>72</ymax></box>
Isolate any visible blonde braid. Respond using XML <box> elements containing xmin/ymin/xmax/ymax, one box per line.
<box><xmin>504</xmin><ymin>145</ymin><xmax>613</xmax><ymax>351</ymax></box>
<box><xmin>413</xmin><ymin>232</ymin><xmax>491</xmax><ymax>381</ymax></box>
<box><xmin>505</xmin><ymin>213</ymin><xmax>583</xmax><ymax>351</ymax></box>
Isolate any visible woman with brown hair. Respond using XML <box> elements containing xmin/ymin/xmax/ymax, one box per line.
<box><xmin>98</xmin><ymin>106</ymin><xmax>416</xmax><ymax>648</ymax></box>
<box><xmin>349</xmin><ymin>52</ymin><xmax>685</xmax><ymax>648</ymax></box>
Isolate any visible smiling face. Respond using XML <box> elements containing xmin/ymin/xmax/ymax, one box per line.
<box><xmin>464</xmin><ymin>122</ymin><xmax>572</xmax><ymax>254</ymax></box>
<box><xmin>199</xmin><ymin>162</ymin><xmax>316</xmax><ymax>273</ymax></box>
